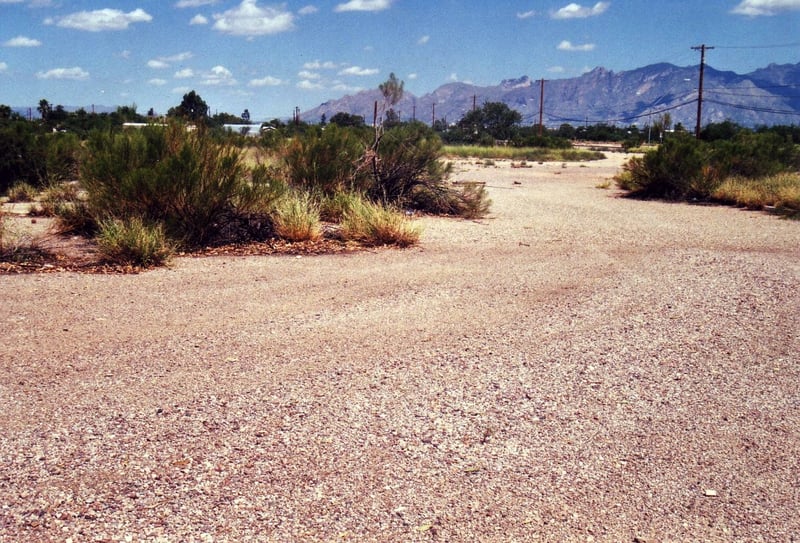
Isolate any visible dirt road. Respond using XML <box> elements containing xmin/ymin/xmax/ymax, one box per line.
<box><xmin>2</xmin><ymin>155</ymin><xmax>798</xmax><ymax>541</ymax></box>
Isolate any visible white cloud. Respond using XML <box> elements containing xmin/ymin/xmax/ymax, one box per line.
<box><xmin>175</xmin><ymin>0</ymin><xmax>218</xmax><ymax>7</ymax></box>
<box><xmin>201</xmin><ymin>65</ymin><xmax>237</xmax><ymax>85</ymax></box>
<box><xmin>517</xmin><ymin>10</ymin><xmax>536</xmax><ymax>19</ymax></box>
<box><xmin>174</xmin><ymin>68</ymin><xmax>195</xmax><ymax>78</ymax></box>
<box><xmin>298</xmin><ymin>5</ymin><xmax>318</xmax><ymax>15</ymax></box>
<box><xmin>331</xmin><ymin>82</ymin><xmax>364</xmax><ymax>92</ymax></box>
<box><xmin>148</xmin><ymin>78</ymin><xmax>168</xmax><ymax>86</ymax></box>
<box><xmin>249</xmin><ymin>75</ymin><xmax>283</xmax><ymax>86</ymax></box>
<box><xmin>303</xmin><ymin>60</ymin><xmax>338</xmax><ymax>70</ymax></box>
<box><xmin>298</xmin><ymin>70</ymin><xmax>321</xmax><ymax>79</ymax></box>
<box><xmin>557</xmin><ymin>40</ymin><xmax>595</xmax><ymax>51</ymax></box>
<box><xmin>417</xmin><ymin>35</ymin><xmax>430</xmax><ymax>45</ymax></box>
<box><xmin>731</xmin><ymin>0</ymin><xmax>800</xmax><ymax>15</ymax></box>
<box><xmin>334</xmin><ymin>0</ymin><xmax>392</xmax><ymax>12</ymax></box>
<box><xmin>148</xmin><ymin>52</ymin><xmax>193</xmax><ymax>69</ymax></box>
<box><xmin>190</xmin><ymin>14</ymin><xmax>209</xmax><ymax>25</ymax></box>
<box><xmin>407</xmin><ymin>72</ymin><xmax>418</xmax><ymax>80</ymax></box>
<box><xmin>338</xmin><ymin>66</ymin><xmax>379</xmax><ymax>76</ymax></box>
<box><xmin>297</xmin><ymin>79</ymin><xmax>323</xmax><ymax>90</ymax></box>
<box><xmin>36</xmin><ymin>66</ymin><xmax>89</xmax><ymax>80</ymax></box>
<box><xmin>551</xmin><ymin>2</ymin><xmax>609</xmax><ymax>19</ymax></box>
<box><xmin>0</xmin><ymin>62</ymin><xmax>7</xmax><ymax>72</ymax></box>
<box><xmin>4</xmin><ymin>36</ymin><xmax>42</xmax><ymax>47</ymax></box>
<box><xmin>172</xmin><ymin>86</ymin><xmax>192</xmax><ymax>94</ymax></box>
<box><xmin>548</xmin><ymin>65</ymin><xmax>566</xmax><ymax>73</ymax></box>
<box><xmin>47</xmin><ymin>8</ymin><xmax>152</xmax><ymax>31</ymax></box>
<box><xmin>212</xmin><ymin>0</ymin><xmax>295</xmax><ymax>36</ymax></box>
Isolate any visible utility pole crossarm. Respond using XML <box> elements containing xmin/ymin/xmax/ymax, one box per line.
<box><xmin>692</xmin><ymin>44</ymin><xmax>714</xmax><ymax>138</ymax></box>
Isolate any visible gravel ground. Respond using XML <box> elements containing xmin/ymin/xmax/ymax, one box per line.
<box><xmin>1</xmin><ymin>155</ymin><xmax>798</xmax><ymax>542</ymax></box>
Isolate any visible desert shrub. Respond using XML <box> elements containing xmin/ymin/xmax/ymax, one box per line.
<box><xmin>0</xmin><ymin>122</ymin><xmax>47</xmax><ymax>192</ymax></box>
<box><xmin>44</xmin><ymin>132</ymin><xmax>81</xmax><ymax>184</ymax></box>
<box><xmin>96</xmin><ymin>217</ymin><xmax>173</xmax><ymax>267</ymax></box>
<box><xmin>412</xmin><ymin>181</ymin><xmax>492</xmax><ymax>218</ymax></box>
<box><xmin>368</xmin><ymin>122</ymin><xmax>451</xmax><ymax>206</ymax></box>
<box><xmin>284</xmin><ymin>124</ymin><xmax>368</xmax><ymax>195</ymax></box>
<box><xmin>81</xmin><ymin>123</ymin><xmax>281</xmax><ymax>247</ymax></box>
<box><xmin>618</xmin><ymin>131</ymin><xmax>800</xmax><ymax>201</ymax></box>
<box><xmin>5</xmin><ymin>181</ymin><xmax>39</xmax><ymax>202</ymax></box>
<box><xmin>271</xmin><ymin>191</ymin><xmax>322</xmax><ymax>242</ymax></box>
<box><xmin>339</xmin><ymin>197</ymin><xmax>420</xmax><ymax>247</ymax></box>
<box><xmin>619</xmin><ymin>135</ymin><xmax>713</xmax><ymax>199</ymax></box>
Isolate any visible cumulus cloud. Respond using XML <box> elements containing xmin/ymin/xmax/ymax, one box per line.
<box><xmin>298</xmin><ymin>70</ymin><xmax>321</xmax><ymax>79</ymax></box>
<box><xmin>731</xmin><ymin>0</ymin><xmax>800</xmax><ymax>15</ymax></box>
<box><xmin>334</xmin><ymin>0</ymin><xmax>392</xmax><ymax>12</ymax></box>
<box><xmin>46</xmin><ymin>8</ymin><xmax>152</xmax><ymax>31</ymax></box>
<box><xmin>212</xmin><ymin>0</ymin><xmax>295</xmax><ymax>36</ymax></box>
<box><xmin>148</xmin><ymin>78</ymin><xmax>168</xmax><ymax>86</ymax></box>
<box><xmin>551</xmin><ymin>2</ymin><xmax>609</xmax><ymax>19</ymax></box>
<box><xmin>297</xmin><ymin>79</ymin><xmax>323</xmax><ymax>90</ymax></box>
<box><xmin>338</xmin><ymin>65</ymin><xmax>379</xmax><ymax>76</ymax></box>
<box><xmin>174</xmin><ymin>68</ymin><xmax>195</xmax><ymax>78</ymax></box>
<box><xmin>175</xmin><ymin>0</ymin><xmax>218</xmax><ymax>7</ymax></box>
<box><xmin>147</xmin><ymin>52</ymin><xmax>193</xmax><ymax>69</ymax></box>
<box><xmin>249</xmin><ymin>75</ymin><xmax>284</xmax><ymax>86</ymax></box>
<box><xmin>201</xmin><ymin>65</ymin><xmax>237</xmax><ymax>86</ymax></box>
<box><xmin>298</xmin><ymin>5</ymin><xmax>318</xmax><ymax>15</ymax></box>
<box><xmin>557</xmin><ymin>40</ymin><xmax>595</xmax><ymax>51</ymax></box>
<box><xmin>303</xmin><ymin>60</ymin><xmax>338</xmax><ymax>70</ymax></box>
<box><xmin>4</xmin><ymin>36</ymin><xmax>42</xmax><ymax>47</ymax></box>
<box><xmin>36</xmin><ymin>66</ymin><xmax>89</xmax><ymax>80</ymax></box>
<box><xmin>190</xmin><ymin>14</ymin><xmax>209</xmax><ymax>25</ymax></box>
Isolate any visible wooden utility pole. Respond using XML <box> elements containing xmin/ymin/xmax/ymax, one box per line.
<box><xmin>538</xmin><ymin>78</ymin><xmax>546</xmax><ymax>137</ymax></box>
<box><xmin>473</xmin><ymin>94</ymin><xmax>477</xmax><ymax>111</ymax></box>
<box><xmin>692</xmin><ymin>44</ymin><xmax>714</xmax><ymax>138</ymax></box>
<box><xmin>432</xmin><ymin>103</ymin><xmax>435</xmax><ymax>126</ymax></box>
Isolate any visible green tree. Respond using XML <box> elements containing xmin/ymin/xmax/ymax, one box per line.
<box><xmin>168</xmin><ymin>91</ymin><xmax>209</xmax><ymax>123</ymax></box>
<box><xmin>457</xmin><ymin>102</ymin><xmax>522</xmax><ymax>143</ymax></box>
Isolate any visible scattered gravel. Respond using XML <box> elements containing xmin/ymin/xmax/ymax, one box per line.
<box><xmin>1</xmin><ymin>155</ymin><xmax>798</xmax><ymax>542</ymax></box>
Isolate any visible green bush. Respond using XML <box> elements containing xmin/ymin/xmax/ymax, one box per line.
<box><xmin>80</xmin><ymin>123</ymin><xmax>281</xmax><ymax>247</ymax></box>
<box><xmin>368</xmin><ymin>122</ymin><xmax>451</xmax><ymax>207</ymax></box>
<box><xmin>284</xmin><ymin>124</ymin><xmax>368</xmax><ymax>195</ymax></box>
<box><xmin>96</xmin><ymin>217</ymin><xmax>173</xmax><ymax>267</ymax></box>
<box><xmin>618</xmin><ymin>131</ymin><xmax>800</xmax><ymax>201</ymax></box>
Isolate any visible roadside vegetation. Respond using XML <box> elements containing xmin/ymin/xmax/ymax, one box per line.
<box><xmin>0</xmin><ymin>77</ymin><xmax>485</xmax><ymax>270</ymax></box>
<box><xmin>615</xmin><ymin>122</ymin><xmax>800</xmax><ymax>218</ymax></box>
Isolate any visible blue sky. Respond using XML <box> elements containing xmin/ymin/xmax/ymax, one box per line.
<box><xmin>1</xmin><ymin>0</ymin><xmax>799</xmax><ymax>121</ymax></box>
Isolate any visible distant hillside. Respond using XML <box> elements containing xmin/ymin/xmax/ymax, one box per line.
<box><xmin>301</xmin><ymin>62</ymin><xmax>800</xmax><ymax>128</ymax></box>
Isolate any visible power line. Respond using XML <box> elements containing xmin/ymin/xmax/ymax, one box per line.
<box><xmin>704</xmin><ymin>98</ymin><xmax>800</xmax><ymax>116</ymax></box>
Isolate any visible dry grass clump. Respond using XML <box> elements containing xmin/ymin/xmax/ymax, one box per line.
<box><xmin>96</xmin><ymin>217</ymin><xmax>173</xmax><ymax>267</ymax></box>
<box><xmin>712</xmin><ymin>173</ymin><xmax>800</xmax><ymax>216</ymax></box>
<box><xmin>271</xmin><ymin>192</ymin><xmax>323</xmax><ymax>242</ymax></box>
<box><xmin>339</xmin><ymin>197</ymin><xmax>421</xmax><ymax>247</ymax></box>
<box><xmin>5</xmin><ymin>181</ymin><xmax>39</xmax><ymax>203</ymax></box>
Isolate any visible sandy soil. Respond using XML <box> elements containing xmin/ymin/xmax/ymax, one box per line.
<box><xmin>1</xmin><ymin>155</ymin><xmax>798</xmax><ymax>542</ymax></box>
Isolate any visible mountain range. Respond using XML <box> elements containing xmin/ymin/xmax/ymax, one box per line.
<box><xmin>302</xmin><ymin>61</ymin><xmax>800</xmax><ymax>129</ymax></box>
